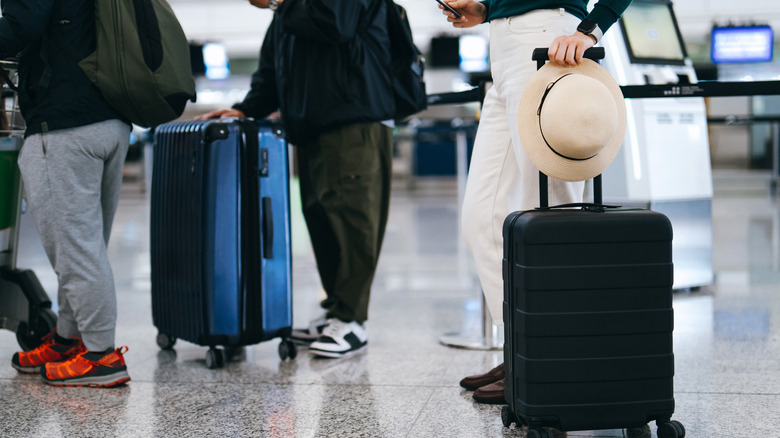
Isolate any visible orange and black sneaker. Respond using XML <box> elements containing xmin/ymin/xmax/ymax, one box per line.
<box><xmin>12</xmin><ymin>333</ymin><xmax>86</xmax><ymax>374</ymax></box>
<box><xmin>41</xmin><ymin>346</ymin><xmax>131</xmax><ymax>388</ymax></box>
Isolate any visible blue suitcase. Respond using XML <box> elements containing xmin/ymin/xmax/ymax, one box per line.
<box><xmin>150</xmin><ymin>119</ymin><xmax>295</xmax><ymax>368</ymax></box>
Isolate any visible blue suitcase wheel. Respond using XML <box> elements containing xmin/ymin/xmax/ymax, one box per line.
<box><xmin>205</xmin><ymin>348</ymin><xmax>225</xmax><ymax>369</ymax></box>
<box><xmin>156</xmin><ymin>332</ymin><xmax>177</xmax><ymax>350</ymax></box>
<box><xmin>278</xmin><ymin>340</ymin><xmax>297</xmax><ymax>360</ymax></box>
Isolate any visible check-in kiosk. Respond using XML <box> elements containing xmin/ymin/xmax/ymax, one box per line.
<box><xmin>599</xmin><ymin>0</ymin><xmax>714</xmax><ymax>290</ymax></box>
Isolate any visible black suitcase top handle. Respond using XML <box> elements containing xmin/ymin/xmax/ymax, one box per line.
<box><xmin>532</xmin><ymin>47</ymin><xmax>605</xmax><ymax>69</ymax></box>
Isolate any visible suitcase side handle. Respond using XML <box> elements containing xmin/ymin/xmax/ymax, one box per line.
<box><xmin>262</xmin><ymin>197</ymin><xmax>274</xmax><ymax>259</ymax></box>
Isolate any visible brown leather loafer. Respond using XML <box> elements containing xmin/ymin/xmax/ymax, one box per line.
<box><xmin>471</xmin><ymin>379</ymin><xmax>506</xmax><ymax>405</ymax></box>
<box><xmin>472</xmin><ymin>378</ymin><xmax>506</xmax><ymax>404</ymax></box>
<box><xmin>459</xmin><ymin>362</ymin><xmax>505</xmax><ymax>391</ymax></box>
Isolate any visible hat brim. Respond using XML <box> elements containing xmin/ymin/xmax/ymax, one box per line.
<box><xmin>517</xmin><ymin>59</ymin><xmax>626</xmax><ymax>182</ymax></box>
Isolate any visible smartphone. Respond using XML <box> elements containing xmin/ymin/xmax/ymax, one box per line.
<box><xmin>435</xmin><ymin>0</ymin><xmax>462</xmax><ymax>19</ymax></box>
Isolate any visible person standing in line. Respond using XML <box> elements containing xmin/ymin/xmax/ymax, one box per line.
<box><xmin>2</xmin><ymin>0</ymin><xmax>132</xmax><ymax>386</ymax></box>
<box><xmin>439</xmin><ymin>0</ymin><xmax>632</xmax><ymax>403</ymax></box>
<box><xmin>197</xmin><ymin>0</ymin><xmax>396</xmax><ymax>358</ymax></box>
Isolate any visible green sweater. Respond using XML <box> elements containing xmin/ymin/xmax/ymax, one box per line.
<box><xmin>481</xmin><ymin>0</ymin><xmax>632</xmax><ymax>34</ymax></box>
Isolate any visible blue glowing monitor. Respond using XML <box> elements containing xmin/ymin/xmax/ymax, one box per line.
<box><xmin>459</xmin><ymin>35</ymin><xmax>489</xmax><ymax>73</ymax></box>
<box><xmin>203</xmin><ymin>43</ymin><xmax>230</xmax><ymax>80</ymax></box>
<box><xmin>711</xmin><ymin>26</ymin><xmax>774</xmax><ymax>64</ymax></box>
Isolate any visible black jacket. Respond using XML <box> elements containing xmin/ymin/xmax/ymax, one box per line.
<box><xmin>233</xmin><ymin>0</ymin><xmax>395</xmax><ymax>145</ymax></box>
<box><xmin>0</xmin><ymin>0</ymin><xmax>122</xmax><ymax>137</ymax></box>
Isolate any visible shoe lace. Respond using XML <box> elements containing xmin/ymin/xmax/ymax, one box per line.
<box><xmin>57</xmin><ymin>347</ymin><xmax>91</xmax><ymax>367</ymax></box>
<box><xmin>45</xmin><ymin>350</ymin><xmax>92</xmax><ymax>378</ymax></box>
<box><xmin>27</xmin><ymin>332</ymin><xmax>55</xmax><ymax>354</ymax></box>
<box><xmin>321</xmin><ymin>319</ymin><xmax>346</xmax><ymax>338</ymax></box>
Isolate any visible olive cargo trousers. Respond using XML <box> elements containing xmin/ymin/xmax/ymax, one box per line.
<box><xmin>297</xmin><ymin>122</ymin><xmax>393</xmax><ymax>324</ymax></box>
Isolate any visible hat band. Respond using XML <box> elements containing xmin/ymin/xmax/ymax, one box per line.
<box><xmin>537</xmin><ymin>74</ymin><xmax>597</xmax><ymax>162</ymax></box>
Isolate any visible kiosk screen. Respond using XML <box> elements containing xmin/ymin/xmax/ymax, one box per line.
<box><xmin>619</xmin><ymin>0</ymin><xmax>687</xmax><ymax>65</ymax></box>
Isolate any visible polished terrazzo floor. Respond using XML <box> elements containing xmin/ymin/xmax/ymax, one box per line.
<box><xmin>1</xmin><ymin>167</ymin><xmax>778</xmax><ymax>438</ymax></box>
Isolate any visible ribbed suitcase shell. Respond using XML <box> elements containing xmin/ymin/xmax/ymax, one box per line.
<box><xmin>150</xmin><ymin>119</ymin><xmax>292</xmax><ymax>349</ymax></box>
<box><xmin>502</xmin><ymin>207</ymin><xmax>676</xmax><ymax>431</ymax></box>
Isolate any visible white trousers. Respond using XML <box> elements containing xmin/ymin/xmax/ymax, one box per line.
<box><xmin>461</xmin><ymin>9</ymin><xmax>586</xmax><ymax>324</ymax></box>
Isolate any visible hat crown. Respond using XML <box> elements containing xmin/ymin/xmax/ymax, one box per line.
<box><xmin>539</xmin><ymin>74</ymin><xmax>618</xmax><ymax>161</ymax></box>
<box><xmin>516</xmin><ymin>59</ymin><xmax>627</xmax><ymax>182</ymax></box>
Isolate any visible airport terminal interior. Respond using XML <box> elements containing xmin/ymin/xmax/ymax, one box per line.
<box><xmin>2</xmin><ymin>0</ymin><xmax>780</xmax><ymax>437</ymax></box>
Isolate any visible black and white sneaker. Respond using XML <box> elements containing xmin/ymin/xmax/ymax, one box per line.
<box><xmin>309</xmin><ymin>319</ymin><xmax>367</xmax><ymax>358</ymax></box>
<box><xmin>290</xmin><ymin>315</ymin><xmax>330</xmax><ymax>345</ymax></box>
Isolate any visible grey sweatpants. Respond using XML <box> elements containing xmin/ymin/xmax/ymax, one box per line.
<box><xmin>18</xmin><ymin>119</ymin><xmax>131</xmax><ymax>351</ymax></box>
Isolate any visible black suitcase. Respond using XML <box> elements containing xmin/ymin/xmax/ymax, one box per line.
<box><xmin>499</xmin><ymin>49</ymin><xmax>685</xmax><ymax>438</ymax></box>
<box><xmin>151</xmin><ymin>118</ymin><xmax>295</xmax><ymax>368</ymax></box>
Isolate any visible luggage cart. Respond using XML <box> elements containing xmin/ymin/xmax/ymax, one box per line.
<box><xmin>0</xmin><ymin>60</ymin><xmax>56</xmax><ymax>351</ymax></box>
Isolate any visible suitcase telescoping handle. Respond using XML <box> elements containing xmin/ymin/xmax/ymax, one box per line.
<box><xmin>533</xmin><ymin>47</ymin><xmax>606</xmax><ymax>209</ymax></box>
<box><xmin>539</xmin><ymin>173</ymin><xmax>603</xmax><ymax>209</ymax></box>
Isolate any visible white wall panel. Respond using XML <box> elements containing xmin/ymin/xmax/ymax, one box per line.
<box><xmin>170</xmin><ymin>3</ymin><xmax>270</xmax><ymax>56</ymax></box>
<box><xmin>169</xmin><ymin>1</ymin><xmax>780</xmax><ymax>56</ymax></box>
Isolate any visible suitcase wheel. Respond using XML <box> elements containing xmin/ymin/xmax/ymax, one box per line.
<box><xmin>16</xmin><ymin>308</ymin><xmax>57</xmax><ymax>351</ymax></box>
<box><xmin>657</xmin><ymin>420</ymin><xmax>686</xmax><ymax>438</ymax></box>
<box><xmin>500</xmin><ymin>406</ymin><xmax>516</xmax><ymax>428</ymax></box>
<box><xmin>278</xmin><ymin>339</ymin><xmax>297</xmax><ymax>361</ymax></box>
<box><xmin>500</xmin><ymin>406</ymin><xmax>528</xmax><ymax>428</ymax></box>
<box><xmin>526</xmin><ymin>428</ymin><xmax>554</xmax><ymax>438</ymax></box>
<box><xmin>205</xmin><ymin>348</ymin><xmax>226</xmax><ymax>369</ymax></box>
<box><xmin>155</xmin><ymin>332</ymin><xmax>177</xmax><ymax>350</ymax></box>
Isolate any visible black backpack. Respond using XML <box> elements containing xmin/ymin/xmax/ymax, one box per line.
<box><xmin>385</xmin><ymin>1</ymin><xmax>427</xmax><ymax>121</ymax></box>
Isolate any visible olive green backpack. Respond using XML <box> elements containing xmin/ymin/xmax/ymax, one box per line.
<box><xmin>56</xmin><ymin>0</ymin><xmax>197</xmax><ymax>128</ymax></box>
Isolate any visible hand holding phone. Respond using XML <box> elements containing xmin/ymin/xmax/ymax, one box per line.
<box><xmin>435</xmin><ymin>0</ymin><xmax>462</xmax><ymax>19</ymax></box>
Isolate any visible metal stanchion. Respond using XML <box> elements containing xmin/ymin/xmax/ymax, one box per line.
<box><xmin>439</xmin><ymin>119</ymin><xmax>502</xmax><ymax>350</ymax></box>
<box><xmin>439</xmin><ymin>295</ymin><xmax>502</xmax><ymax>350</ymax></box>
<box><xmin>426</xmin><ymin>85</ymin><xmax>503</xmax><ymax>351</ymax></box>
<box><xmin>771</xmin><ymin>121</ymin><xmax>779</xmax><ymax>196</ymax></box>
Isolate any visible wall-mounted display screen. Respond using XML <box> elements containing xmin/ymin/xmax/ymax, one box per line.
<box><xmin>619</xmin><ymin>0</ymin><xmax>687</xmax><ymax>65</ymax></box>
<box><xmin>459</xmin><ymin>35</ymin><xmax>489</xmax><ymax>73</ymax></box>
<box><xmin>429</xmin><ymin>35</ymin><xmax>490</xmax><ymax>73</ymax></box>
<box><xmin>203</xmin><ymin>43</ymin><xmax>230</xmax><ymax>80</ymax></box>
<box><xmin>190</xmin><ymin>42</ymin><xmax>231</xmax><ymax>79</ymax></box>
<box><xmin>711</xmin><ymin>26</ymin><xmax>774</xmax><ymax>64</ymax></box>
<box><xmin>429</xmin><ymin>36</ymin><xmax>460</xmax><ymax>68</ymax></box>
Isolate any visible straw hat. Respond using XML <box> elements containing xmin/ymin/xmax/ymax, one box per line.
<box><xmin>517</xmin><ymin>59</ymin><xmax>626</xmax><ymax>182</ymax></box>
